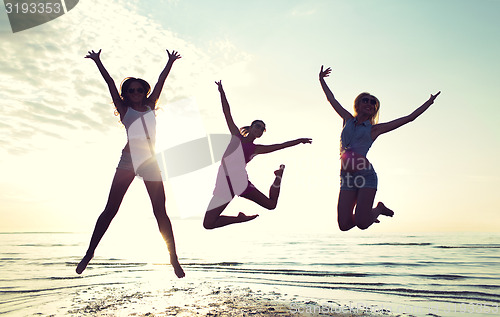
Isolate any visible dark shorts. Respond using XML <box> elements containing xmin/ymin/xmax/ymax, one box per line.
<box><xmin>340</xmin><ymin>167</ymin><xmax>378</xmax><ymax>191</ymax></box>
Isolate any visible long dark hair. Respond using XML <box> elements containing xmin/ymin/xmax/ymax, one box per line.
<box><xmin>119</xmin><ymin>77</ymin><xmax>152</xmax><ymax>107</ymax></box>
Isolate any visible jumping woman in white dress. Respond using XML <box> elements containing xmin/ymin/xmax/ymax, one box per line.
<box><xmin>203</xmin><ymin>81</ymin><xmax>312</xmax><ymax>229</ymax></box>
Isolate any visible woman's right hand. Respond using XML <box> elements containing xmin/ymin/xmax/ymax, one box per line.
<box><xmin>167</xmin><ymin>49</ymin><xmax>182</xmax><ymax>62</ymax></box>
<box><xmin>215</xmin><ymin>80</ymin><xmax>224</xmax><ymax>93</ymax></box>
<box><xmin>319</xmin><ymin>65</ymin><xmax>332</xmax><ymax>79</ymax></box>
<box><xmin>85</xmin><ymin>49</ymin><xmax>101</xmax><ymax>62</ymax></box>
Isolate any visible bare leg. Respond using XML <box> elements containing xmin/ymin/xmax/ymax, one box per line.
<box><xmin>338</xmin><ymin>189</ymin><xmax>392</xmax><ymax>231</ymax></box>
<box><xmin>269</xmin><ymin>164</ymin><xmax>285</xmax><ymax>204</ymax></box>
<box><xmin>144</xmin><ymin>180</ymin><xmax>185</xmax><ymax>278</ymax></box>
<box><xmin>337</xmin><ymin>190</ymin><xmax>357</xmax><ymax>231</ymax></box>
<box><xmin>203</xmin><ymin>197</ymin><xmax>258</xmax><ymax>229</ymax></box>
<box><xmin>241</xmin><ymin>164</ymin><xmax>285</xmax><ymax>210</ymax></box>
<box><xmin>354</xmin><ymin>188</ymin><xmax>384</xmax><ymax>230</ymax></box>
<box><xmin>76</xmin><ymin>169</ymin><xmax>135</xmax><ymax>274</ymax></box>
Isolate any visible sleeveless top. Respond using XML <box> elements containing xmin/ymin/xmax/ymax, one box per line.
<box><xmin>213</xmin><ymin>133</ymin><xmax>256</xmax><ymax>199</ymax></box>
<box><xmin>121</xmin><ymin>106</ymin><xmax>157</xmax><ymax>168</ymax></box>
<box><xmin>221</xmin><ymin>134</ymin><xmax>256</xmax><ymax>165</ymax></box>
<box><xmin>340</xmin><ymin>117</ymin><xmax>373</xmax><ymax>157</ymax></box>
<box><xmin>239</xmin><ymin>134</ymin><xmax>257</xmax><ymax>163</ymax></box>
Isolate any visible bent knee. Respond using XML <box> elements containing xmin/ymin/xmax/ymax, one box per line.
<box><xmin>356</xmin><ymin>222</ymin><xmax>371</xmax><ymax>230</ymax></box>
<box><xmin>203</xmin><ymin>223</ymin><xmax>215</xmax><ymax>230</ymax></box>
<box><xmin>262</xmin><ymin>201</ymin><xmax>277</xmax><ymax>210</ymax></box>
<box><xmin>338</xmin><ymin>222</ymin><xmax>353</xmax><ymax>231</ymax></box>
<box><xmin>203</xmin><ymin>218</ymin><xmax>216</xmax><ymax>230</ymax></box>
<box><xmin>266</xmin><ymin>204</ymin><xmax>277</xmax><ymax>211</ymax></box>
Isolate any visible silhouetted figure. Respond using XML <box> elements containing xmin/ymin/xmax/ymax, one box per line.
<box><xmin>76</xmin><ymin>49</ymin><xmax>185</xmax><ymax>278</ymax></box>
<box><xmin>203</xmin><ymin>81</ymin><xmax>312</xmax><ymax>229</ymax></box>
<box><xmin>319</xmin><ymin>66</ymin><xmax>440</xmax><ymax>231</ymax></box>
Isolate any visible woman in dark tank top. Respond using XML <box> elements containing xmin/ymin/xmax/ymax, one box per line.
<box><xmin>319</xmin><ymin>65</ymin><xmax>440</xmax><ymax>231</ymax></box>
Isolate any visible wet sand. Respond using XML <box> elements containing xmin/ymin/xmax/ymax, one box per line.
<box><xmin>64</xmin><ymin>281</ymin><xmax>378</xmax><ymax>316</ymax></box>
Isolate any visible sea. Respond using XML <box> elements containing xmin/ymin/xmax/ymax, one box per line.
<box><xmin>1</xmin><ymin>220</ymin><xmax>499</xmax><ymax>317</ymax></box>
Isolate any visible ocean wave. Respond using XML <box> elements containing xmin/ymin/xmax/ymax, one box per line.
<box><xmin>64</xmin><ymin>261</ymin><xmax>148</xmax><ymax>267</ymax></box>
<box><xmin>184</xmin><ymin>265</ymin><xmax>370</xmax><ymax>278</ymax></box>
<box><xmin>0</xmin><ymin>281</ymin><xmax>129</xmax><ymax>295</ymax></box>
<box><xmin>0</xmin><ymin>257</ymin><xmax>22</xmax><ymax>261</ymax></box>
<box><xmin>236</xmin><ymin>277</ymin><xmax>500</xmax><ymax>303</ymax></box>
<box><xmin>434</xmin><ymin>244</ymin><xmax>500</xmax><ymax>249</ymax></box>
<box><xmin>360</xmin><ymin>242</ymin><xmax>433</xmax><ymax>246</ymax></box>
<box><xmin>415</xmin><ymin>274</ymin><xmax>467</xmax><ymax>280</ymax></box>
<box><xmin>181</xmin><ymin>262</ymin><xmax>500</xmax><ymax>284</ymax></box>
<box><xmin>359</xmin><ymin>242</ymin><xmax>500</xmax><ymax>249</ymax></box>
<box><xmin>15</xmin><ymin>243</ymin><xmax>80</xmax><ymax>247</ymax></box>
<box><xmin>312</xmin><ymin>261</ymin><xmax>425</xmax><ymax>267</ymax></box>
<box><xmin>182</xmin><ymin>261</ymin><xmax>243</xmax><ymax>266</ymax></box>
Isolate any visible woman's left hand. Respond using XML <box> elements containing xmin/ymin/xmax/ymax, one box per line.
<box><xmin>299</xmin><ymin>138</ymin><xmax>313</xmax><ymax>144</ymax></box>
<box><xmin>428</xmin><ymin>91</ymin><xmax>441</xmax><ymax>104</ymax></box>
<box><xmin>167</xmin><ymin>50</ymin><xmax>182</xmax><ymax>61</ymax></box>
<box><xmin>319</xmin><ymin>65</ymin><xmax>332</xmax><ymax>79</ymax></box>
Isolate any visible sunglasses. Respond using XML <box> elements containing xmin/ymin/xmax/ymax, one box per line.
<box><xmin>361</xmin><ymin>97</ymin><xmax>377</xmax><ymax>105</ymax></box>
<box><xmin>128</xmin><ymin>88</ymin><xmax>145</xmax><ymax>94</ymax></box>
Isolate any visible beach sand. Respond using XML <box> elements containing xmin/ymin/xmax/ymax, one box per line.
<box><xmin>58</xmin><ymin>279</ymin><xmax>376</xmax><ymax>317</ymax></box>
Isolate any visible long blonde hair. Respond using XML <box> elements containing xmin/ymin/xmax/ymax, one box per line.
<box><xmin>353</xmin><ymin>92</ymin><xmax>380</xmax><ymax>125</ymax></box>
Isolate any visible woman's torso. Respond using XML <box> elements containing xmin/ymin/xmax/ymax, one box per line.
<box><xmin>340</xmin><ymin>117</ymin><xmax>374</xmax><ymax>157</ymax></box>
<box><xmin>239</xmin><ymin>135</ymin><xmax>256</xmax><ymax>163</ymax></box>
<box><xmin>121</xmin><ymin>106</ymin><xmax>156</xmax><ymax>153</ymax></box>
<box><xmin>222</xmin><ymin>134</ymin><xmax>256</xmax><ymax>165</ymax></box>
<box><xmin>340</xmin><ymin>117</ymin><xmax>374</xmax><ymax>172</ymax></box>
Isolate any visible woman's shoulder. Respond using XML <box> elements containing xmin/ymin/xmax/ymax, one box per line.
<box><xmin>343</xmin><ymin>117</ymin><xmax>355</xmax><ymax>126</ymax></box>
<box><xmin>144</xmin><ymin>98</ymin><xmax>157</xmax><ymax>109</ymax></box>
<box><xmin>232</xmin><ymin>132</ymin><xmax>245</xmax><ymax>141</ymax></box>
<box><xmin>116</xmin><ymin>105</ymin><xmax>128</xmax><ymax>118</ymax></box>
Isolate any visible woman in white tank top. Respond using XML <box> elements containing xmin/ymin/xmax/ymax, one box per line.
<box><xmin>76</xmin><ymin>49</ymin><xmax>185</xmax><ymax>278</ymax></box>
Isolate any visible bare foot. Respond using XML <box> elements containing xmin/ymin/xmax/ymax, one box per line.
<box><xmin>377</xmin><ymin>202</ymin><xmax>394</xmax><ymax>217</ymax></box>
<box><xmin>76</xmin><ymin>253</ymin><xmax>93</xmax><ymax>274</ymax></box>
<box><xmin>236</xmin><ymin>212</ymin><xmax>258</xmax><ymax>224</ymax></box>
<box><xmin>274</xmin><ymin>164</ymin><xmax>285</xmax><ymax>177</ymax></box>
<box><xmin>170</xmin><ymin>257</ymin><xmax>185</xmax><ymax>278</ymax></box>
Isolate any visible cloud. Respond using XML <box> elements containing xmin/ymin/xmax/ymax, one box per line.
<box><xmin>0</xmin><ymin>0</ymin><xmax>253</xmax><ymax>156</ymax></box>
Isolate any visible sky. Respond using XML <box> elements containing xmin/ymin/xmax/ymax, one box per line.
<box><xmin>0</xmin><ymin>0</ymin><xmax>499</xmax><ymax>235</ymax></box>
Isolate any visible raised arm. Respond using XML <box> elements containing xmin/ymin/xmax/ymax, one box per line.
<box><xmin>255</xmin><ymin>138</ymin><xmax>312</xmax><ymax>155</ymax></box>
<box><xmin>319</xmin><ymin>66</ymin><xmax>353</xmax><ymax>121</ymax></box>
<box><xmin>85</xmin><ymin>49</ymin><xmax>123</xmax><ymax>110</ymax></box>
<box><xmin>215</xmin><ymin>81</ymin><xmax>239</xmax><ymax>135</ymax></box>
<box><xmin>372</xmin><ymin>91</ymin><xmax>441</xmax><ymax>140</ymax></box>
<box><xmin>148</xmin><ymin>50</ymin><xmax>182</xmax><ymax>106</ymax></box>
